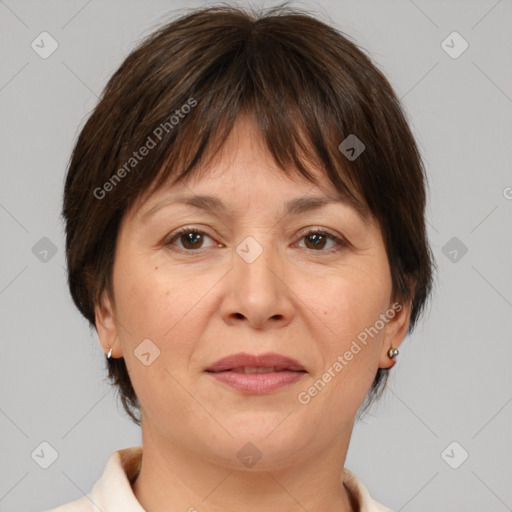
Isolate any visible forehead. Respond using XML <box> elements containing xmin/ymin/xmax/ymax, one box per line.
<box><xmin>130</xmin><ymin>114</ymin><xmax>369</xmax><ymax>222</ymax></box>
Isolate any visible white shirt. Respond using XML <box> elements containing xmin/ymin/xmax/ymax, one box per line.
<box><xmin>45</xmin><ymin>446</ymin><xmax>392</xmax><ymax>512</ymax></box>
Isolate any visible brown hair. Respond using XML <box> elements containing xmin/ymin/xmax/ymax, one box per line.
<box><xmin>62</xmin><ymin>4</ymin><xmax>435</xmax><ymax>426</ymax></box>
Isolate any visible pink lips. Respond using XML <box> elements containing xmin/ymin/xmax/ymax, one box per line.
<box><xmin>205</xmin><ymin>352</ymin><xmax>307</xmax><ymax>394</ymax></box>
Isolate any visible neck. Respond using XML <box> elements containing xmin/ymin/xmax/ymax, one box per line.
<box><xmin>132</xmin><ymin>422</ymin><xmax>356</xmax><ymax>512</ymax></box>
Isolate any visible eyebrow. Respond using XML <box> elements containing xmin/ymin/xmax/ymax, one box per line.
<box><xmin>141</xmin><ymin>193</ymin><xmax>367</xmax><ymax>221</ymax></box>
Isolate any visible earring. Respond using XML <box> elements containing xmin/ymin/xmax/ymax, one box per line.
<box><xmin>387</xmin><ymin>346</ymin><xmax>399</xmax><ymax>359</ymax></box>
<box><xmin>107</xmin><ymin>346</ymin><xmax>113</xmax><ymax>359</ymax></box>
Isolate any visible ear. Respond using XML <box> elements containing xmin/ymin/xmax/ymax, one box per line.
<box><xmin>378</xmin><ymin>300</ymin><xmax>411</xmax><ymax>369</ymax></box>
<box><xmin>95</xmin><ymin>289</ymin><xmax>121</xmax><ymax>358</ymax></box>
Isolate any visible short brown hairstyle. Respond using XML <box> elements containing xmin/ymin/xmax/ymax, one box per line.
<box><xmin>62</xmin><ymin>4</ymin><xmax>435</xmax><ymax>426</ymax></box>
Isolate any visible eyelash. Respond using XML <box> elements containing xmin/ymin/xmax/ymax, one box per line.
<box><xmin>164</xmin><ymin>226</ymin><xmax>348</xmax><ymax>254</ymax></box>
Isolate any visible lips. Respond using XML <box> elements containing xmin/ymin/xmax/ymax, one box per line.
<box><xmin>205</xmin><ymin>352</ymin><xmax>307</xmax><ymax>394</ymax></box>
<box><xmin>205</xmin><ymin>352</ymin><xmax>306</xmax><ymax>373</ymax></box>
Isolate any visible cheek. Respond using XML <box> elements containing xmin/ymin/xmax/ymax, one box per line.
<box><xmin>114</xmin><ymin>271</ymin><xmax>167</xmax><ymax>339</ymax></box>
<box><xmin>113</xmin><ymin>256</ymin><xmax>216</xmax><ymax>377</ymax></box>
<box><xmin>112</xmin><ymin>261</ymin><xmax>202</xmax><ymax>409</ymax></box>
<box><xmin>304</xmin><ymin>261</ymin><xmax>391</xmax><ymax>342</ymax></box>
<box><xmin>301</xmin><ymin>285</ymin><xmax>389</xmax><ymax>414</ymax></box>
<box><xmin>113</xmin><ymin>255</ymin><xmax>186</xmax><ymax>336</ymax></box>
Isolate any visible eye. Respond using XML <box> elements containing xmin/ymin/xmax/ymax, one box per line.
<box><xmin>165</xmin><ymin>227</ymin><xmax>217</xmax><ymax>251</ymax></box>
<box><xmin>296</xmin><ymin>228</ymin><xmax>347</xmax><ymax>252</ymax></box>
<box><xmin>164</xmin><ymin>226</ymin><xmax>347</xmax><ymax>253</ymax></box>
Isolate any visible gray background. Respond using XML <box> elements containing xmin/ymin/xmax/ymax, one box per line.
<box><xmin>1</xmin><ymin>0</ymin><xmax>511</xmax><ymax>511</ymax></box>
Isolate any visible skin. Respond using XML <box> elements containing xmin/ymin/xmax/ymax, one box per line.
<box><xmin>95</xmin><ymin>114</ymin><xmax>411</xmax><ymax>512</ymax></box>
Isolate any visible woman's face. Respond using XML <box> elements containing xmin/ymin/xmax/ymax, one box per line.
<box><xmin>96</xmin><ymin>115</ymin><xmax>410</xmax><ymax>470</ymax></box>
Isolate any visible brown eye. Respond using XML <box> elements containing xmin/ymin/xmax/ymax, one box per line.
<box><xmin>303</xmin><ymin>232</ymin><xmax>329</xmax><ymax>250</ymax></box>
<box><xmin>166</xmin><ymin>228</ymin><xmax>214</xmax><ymax>251</ymax></box>
<box><xmin>298</xmin><ymin>229</ymin><xmax>346</xmax><ymax>252</ymax></box>
<box><xmin>179</xmin><ymin>231</ymin><xmax>204</xmax><ymax>250</ymax></box>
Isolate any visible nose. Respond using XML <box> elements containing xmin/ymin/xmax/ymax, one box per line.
<box><xmin>220</xmin><ymin>235</ymin><xmax>295</xmax><ymax>330</ymax></box>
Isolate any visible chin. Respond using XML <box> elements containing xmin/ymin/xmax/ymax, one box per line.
<box><xmin>202</xmin><ymin>425</ymin><xmax>312</xmax><ymax>470</ymax></box>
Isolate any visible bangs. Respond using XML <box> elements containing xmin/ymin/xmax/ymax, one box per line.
<box><xmin>113</xmin><ymin>10</ymin><xmax>371</xmax><ymax>219</ymax></box>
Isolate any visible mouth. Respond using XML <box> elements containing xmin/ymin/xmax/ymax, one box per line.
<box><xmin>205</xmin><ymin>352</ymin><xmax>306</xmax><ymax>373</ymax></box>
<box><xmin>209</xmin><ymin>366</ymin><xmax>305</xmax><ymax>374</ymax></box>
<box><xmin>204</xmin><ymin>352</ymin><xmax>307</xmax><ymax>394</ymax></box>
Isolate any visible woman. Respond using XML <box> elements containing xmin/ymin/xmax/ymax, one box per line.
<box><xmin>50</xmin><ymin>4</ymin><xmax>434</xmax><ymax>511</ymax></box>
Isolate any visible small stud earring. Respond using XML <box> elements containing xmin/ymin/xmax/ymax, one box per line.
<box><xmin>387</xmin><ymin>346</ymin><xmax>399</xmax><ymax>359</ymax></box>
<box><xmin>107</xmin><ymin>346</ymin><xmax>113</xmax><ymax>359</ymax></box>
